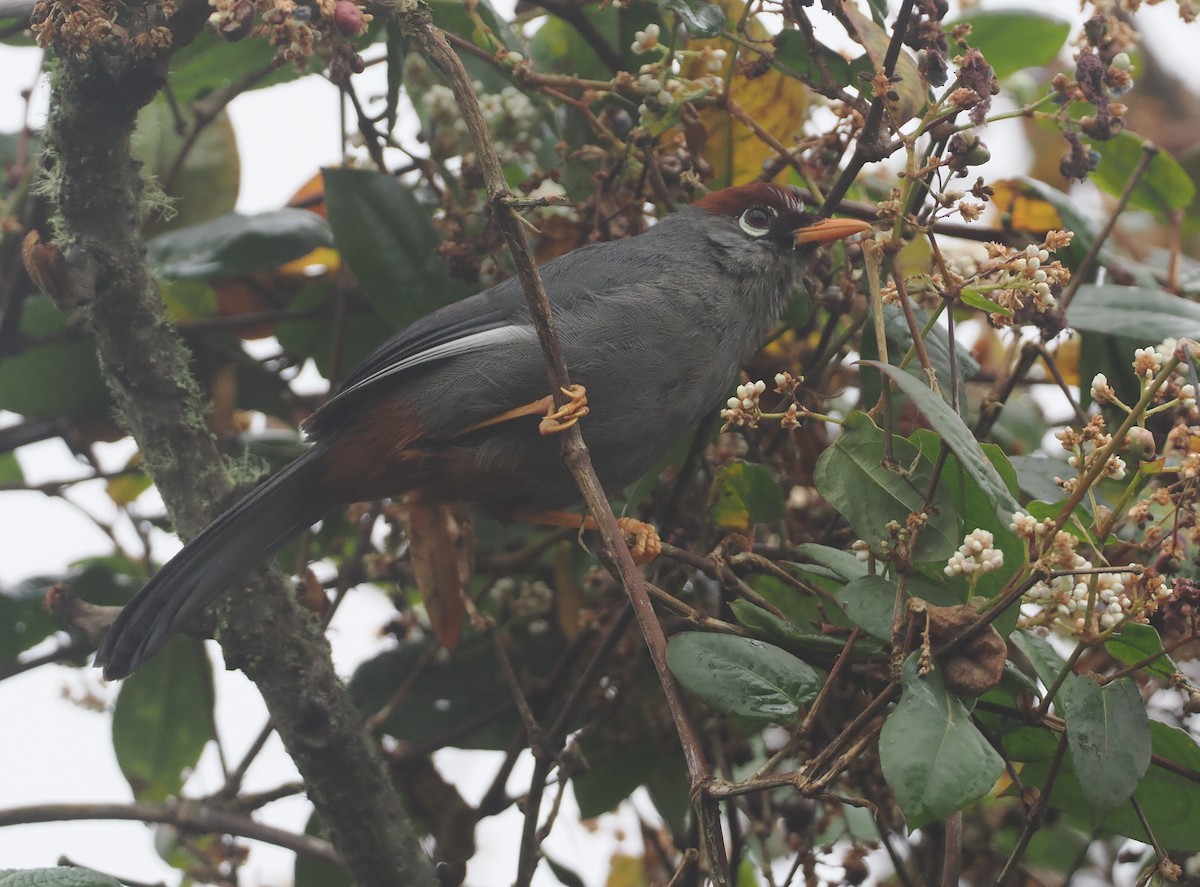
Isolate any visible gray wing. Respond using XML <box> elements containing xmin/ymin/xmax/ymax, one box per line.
<box><xmin>305</xmin><ymin>240</ymin><xmax>643</xmax><ymax>437</ymax></box>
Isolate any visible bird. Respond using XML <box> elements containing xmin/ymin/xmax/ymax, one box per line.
<box><xmin>94</xmin><ymin>182</ymin><xmax>872</xmax><ymax>679</ymax></box>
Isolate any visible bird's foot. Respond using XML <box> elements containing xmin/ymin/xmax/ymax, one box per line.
<box><xmin>539</xmin><ymin>384</ymin><xmax>589</xmax><ymax>435</ymax></box>
<box><xmin>617</xmin><ymin>517</ymin><xmax>661</xmax><ymax>565</ymax></box>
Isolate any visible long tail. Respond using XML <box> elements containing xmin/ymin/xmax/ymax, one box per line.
<box><xmin>95</xmin><ymin>448</ymin><xmax>334</xmax><ymax>679</ymax></box>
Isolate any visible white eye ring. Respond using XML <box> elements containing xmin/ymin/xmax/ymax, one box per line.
<box><xmin>739</xmin><ymin>206</ymin><xmax>776</xmax><ymax>237</ymax></box>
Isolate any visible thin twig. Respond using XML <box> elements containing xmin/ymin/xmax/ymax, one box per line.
<box><xmin>396</xmin><ymin>10</ymin><xmax>728</xmax><ymax>882</ymax></box>
<box><xmin>0</xmin><ymin>801</ymin><xmax>341</xmax><ymax>866</ymax></box>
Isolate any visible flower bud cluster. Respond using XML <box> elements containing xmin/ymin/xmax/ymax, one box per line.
<box><xmin>1054</xmin><ymin>415</ymin><xmax>1126</xmax><ymax>494</ymax></box>
<box><xmin>1024</xmin><ymin>563</ymin><xmax>1136</xmax><ymax>632</ymax></box>
<box><xmin>721</xmin><ymin>380</ymin><xmax>767</xmax><ymax>429</ymax></box>
<box><xmin>422</xmin><ymin>82</ymin><xmax>543</xmax><ymax>169</ymax></box>
<box><xmin>631</xmin><ymin>23</ymin><xmax>660</xmax><ymax>54</ymax></box>
<box><xmin>32</xmin><ymin>0</ymin><xmax>178</xmax><ymax>58</ymax></box>
<box><xmin>629</xmin><ymin>41</ymin><xmax>727</xmax><ymax>124</ymax></box>
<box><xmin>975</xmin><ymin>236</ymin><xmax>1073</xmax><ymax>326</ymax></box>
<box><xmin>1009</xmin><ymin>511</ymin><xmax>1055</xmax><ymax>541</ymax></box>
<box><xmin>944</xmin><ymin>529</ymin><xmax>1004</xmax><ymax>578</ymax></box>
<box><xmin>719</xmin><ymin>374</ymin><xmax>813</xmax><ymax>431</ymax></box>
<box><xmin>1012</xmin><ymin>509</ymin><xmax>1170</xmax><ymax>635</ymax></box>
<box><xmin>490</xmin><ymin>577</ymin><xmax>553</xmax><ymax>635</ymax></box>
<box><xmin>1086</xmin><ymin>339</ymin><xmax>1199</xmax><ymax>447</ymax></box>
<box><xmin>634</xmin><ymin>69</ymin><xmax>726</xmax><ymax>123</ymax></box>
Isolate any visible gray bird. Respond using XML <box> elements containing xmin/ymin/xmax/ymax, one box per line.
<box><xmin>95</xmin><ymin>182</ymin><xmax>871</xmax><ymax>678</ymax></box>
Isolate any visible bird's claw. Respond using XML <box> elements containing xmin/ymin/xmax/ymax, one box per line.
<box><xmin>539</xmin><ymin>385</ymin><xmax>589</xmax><ymax>435</ymax></box>
<box><xmin>617</xmin><ymin>517</ymin><xmax>661</xmax><ymax>565</ymax></box>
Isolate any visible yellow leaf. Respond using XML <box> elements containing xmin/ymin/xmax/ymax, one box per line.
<box><xmin>991</xmin><ymin>179</ymin><xmax>1064</xmax><ymax>232</ymax></box>
<box><xmin>276</xmin><ymin>246</ymin><xmax>341</xmax><ymax>280</ymax></box>
<box><xmin>1051</xmin><ymin>336</ymin><xmax>1080</xmax><ymax>387</ymax></box>
<box><xmin>683</xmin><ymin>0</ymin><xmax>809</xmax><ymax>187</ymax></box>
<box><xmin>107</xmin><ymin>454</ymin><xmax>151</xmax><ymax>506</ymax></box>
<box><xmin>605</xmin><ymin>853</ymin><xmax>650</xmax><ymax>887</ymax></box>
<box><xmin>841</xmin><ymin>1</ymin><xmax>927</xmax><ymax>124</ymax></box>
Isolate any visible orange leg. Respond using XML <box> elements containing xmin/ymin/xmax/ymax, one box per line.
<box><xmin>514</xmin><ymin>509</ymin><xmax>662</xmax><ymax>565</ymax></box>
<box><xmin>455</xmin><ymin>384</ymin><xmax>589</xmax><ymax>437</ymax></box>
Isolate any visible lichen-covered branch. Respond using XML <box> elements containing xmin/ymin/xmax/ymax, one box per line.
<box><xmin>38</xmin><ymin>15</ymin><xmax>436</xmax><ymax>887</ymax></box>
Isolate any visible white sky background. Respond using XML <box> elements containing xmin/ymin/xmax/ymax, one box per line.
<box><xmin>1</xmin><ymin>2</ymin><xmax>1199</xmax><ymax>885</ymax></box>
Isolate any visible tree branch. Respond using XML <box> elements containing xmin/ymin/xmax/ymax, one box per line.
<box><xmin>40</xmin><ymin>20</ymin><xmax>437</xmax><ymax>887</ymax></box>
<box><xmin>392</xmin><ymin>8</ymin><xmax>729</xmax><ymax>884</ymax></box>
<box><xmin>0</xmin><ymin>801</ymin><xmax>340</xmax><ymax>866</ymax></box>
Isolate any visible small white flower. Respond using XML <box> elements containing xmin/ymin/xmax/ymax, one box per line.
<box><xmin>1010</xmin><ymin>512</ymin><xmax>1038</xmax><ymax>539</ymax></box>
<box><xmin>1181</xmin><ymin>383</ymin><xmax>1196</xmax><ymax>409</ymax></box>
<box><xmin>1090</xmin><ymin>373</ymin><xmax>1114</xmax><ymax>404</ymax></box>
<box><xmin>632</xmin><ymin>23</ymin><xmax>660</xmax><ymax>53</ymax></box>
<box><xmin>1104</xmin><ymin>455</ymin><xmax>1127</xmax><ymax>480</ymax></box>
<box><xmin>851</xmin><ymin>540</ymin><xmax>872</xmax><ymax>562</ymax></box>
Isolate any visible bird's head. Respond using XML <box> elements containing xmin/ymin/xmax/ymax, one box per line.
<box><xmin>693</xmin><ymin>182</ymin><xmax>873</xmax><ymax>254</ymax></box>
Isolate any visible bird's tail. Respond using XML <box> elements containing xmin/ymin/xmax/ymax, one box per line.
<box><xmin>95</xmin><ymin>448</ymin><xmax>334</xmax><ymax>679</ymax></box>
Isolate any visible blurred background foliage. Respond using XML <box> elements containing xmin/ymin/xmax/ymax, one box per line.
<box><xmin>4</xmin><ymin>0</ymin><xmax>1200</xmax><ymax>884</ymax></box>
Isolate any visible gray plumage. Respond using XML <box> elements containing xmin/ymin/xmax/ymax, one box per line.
<box><xmin>96</xmin><ymin>184</ymin><xmax>861</xmax><ymax>678</ymax></box>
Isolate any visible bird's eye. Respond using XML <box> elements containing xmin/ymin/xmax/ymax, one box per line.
<box><xmin>739</xmin><ymin>206</ymin><xmax>775</xmax><ymax>237</ymax></box>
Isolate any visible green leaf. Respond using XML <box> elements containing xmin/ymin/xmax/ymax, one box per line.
<box><xmin>658</xmin><ymin>0</ymin><xmax>725</xmax><ymax>37</ymax></box>
<box><xmin>134</xmin><ymin>97</ymin><xmax>239</xmax><ymax>233</ymax></box>
<box><xmin>384</xmin><ymin>21</ymin><xmax>406</xmax><ymax>136</ymax></box>
<box><xmin>1105</xmin><ymin>622</ymin><xmax>1179</xmax><ymax>681</ymax></box>
<box><xmin>835</xmin><ymin>574</ymin><xmax>959</xmax><ymax>640</ymax></box>
<box><xmin>294</xmin><ymin>813</ymin><xmax>353</xmax><ymax>887</ymax></box>
<box><xmin>274</xmin><ymin>280</ymin><xmax>394</xmax><ymax>379</ymax></box>
<box><xmin>531</xmin><ymin>5</ymin><xmax>619</xmax><ymax>81</ymax></box>
<box><xmin>0</xmin><ymin>579</ymin><xmax>60</xmax><ymax>666</ymax></box>
<box><xmin>773</xmin><ymin>31</ymin><xmax>851</xmax><ymax>88</ymax></box>
<box><xmin>879</xmin><ymin>653</ymin><xmax>1005</xmax><ymax>829</ymax></box>
<box><xmin>0</xmin><ymin>867</ymin><xmax>124</xmax><ymax>887</ymax></box>
<box><xmin>1008</xmin><ymin>454</ymin><xmax>1071</xmax><ymax>503</ymax></box>
<box><xmin>1059</xmin><ymin>674</ymin><xmax>1151</xmax><ymax>819</ymax></box>
<box><xmin>1093</xmin><ymin>132</ymin><xmax>1196</xmax><ymax>218</ymax></box>
<box><xmin>350</xmin><ymin>632</ymin><xmax>566</xmax><ymax>749</ymax></box>
<box><xmin>1001</xmin><ymin>177</ymin><xmax>1099</xmax><ymax>269</ymax></box>
<box><xmin>1010</xmin><ymin>629</ymin><xmax>1067</xmax><ymax>689</ymax></box>
<box><xmin>147</xmin><ymin>210</ymin><xmax>332</xmax><ymax>280</ymax></box>
<box><xmin>788</xmin><ymin>543</ymin><xmax>867</xmax><ymax>581</ymax></box>
<box><xmin>860</xmin><ymin>303</ymin><xmax>981</xmax><ymax>416</ymax></box>
<box><xmin>0</xmin><ymin>298</ymin><xmax>108</xmax><ymax>422</ymax></box>
<box><xmin>959</xmin><ymin>287</ymin><xmax>1012</xmax><ymax>316</ymax></box>
<box><xmin>813</xmin><ymin>412</ymin><xmax>959</xmax><ymax>563</ymax></box>
<box><xmin>572</xmin><ymin>737</ymin><xmax>685</xmax><ymax>819</ymax></box>
<box><xmin>949</xmin><ymin>9</ymin><xmax>1070</xmax><ymax>80</ymax></box>
<box><xmin>1067</xmin><ymin>284</ymin><xmax>1200</xmax><ymax>341</ymax></box>
<box><xmin>834</xmin><ymin>575</ymin><xmax>896</xmax><ymax>640</ymax></box>
<box><xmin>112</xmin><ymin>637</ymin><xmax>215</xmax><ymax>801</ymax></box>
<box><xmin>543</xmin><ymin>856</ymin><xmax>588</xmax><ymax>887</ymax></box>
<box><xmin>864</xmin><ymin>362</ymin><xmax>1022</xmax><ymax>522</ymax></box>
<box><xmin>729</xmin><ymin>599</ymin><xmax>863</xmax><ymax>657</ymax></box>
<box><xmin>666</xmin><ymin>632</ymin><xmax>822</xmax><ymax>722</ymax></box>
<box><xmin>322</xmin><ymin>167</ymin><xmax>473</xmax><ymax>328</ymax></box>
<box><xmin>708</xmin><ymin>460</ymin><xmax>786</xmax><ymax>532</ymax></box>
<box><xmin>166</xmin><ymin>30</ymin><xmax>310</xmax><ymax>105</ymax></box>
<box><xmin>909</xmin><ymin>430</ymin><xmax>1023</xmax><ymax>604</ymax></box>
<box><xmin>0</xmin><ymin>451</ymin><xmax>23</xmax><ymax>485</ymax></box>
<box><xmin>1019</xmin><ymin>720</ymin><xmax>1200</xmax><ymax>850</ymax></box>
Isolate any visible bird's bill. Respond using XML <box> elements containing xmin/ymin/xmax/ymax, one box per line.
<box><xmin>793</xmin><ymin>217</ymin><xmax>873</xmax><ymax>246</ymax></box>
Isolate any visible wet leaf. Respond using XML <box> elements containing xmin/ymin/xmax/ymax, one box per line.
<box><xmin>880</xmin><ymin>653</ymin><xmax>1004</xmax><ymax>829</ymax></box>
<box><xmin>667</xmin><ymin>632</ymin><xmax>821</xmax><ymax>721</ymax></box>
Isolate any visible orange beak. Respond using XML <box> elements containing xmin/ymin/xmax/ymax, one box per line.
<box><xmin>793</xmin><ymin>217</ymin><xmax>873</xmax><ymax>247</ymax></box>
